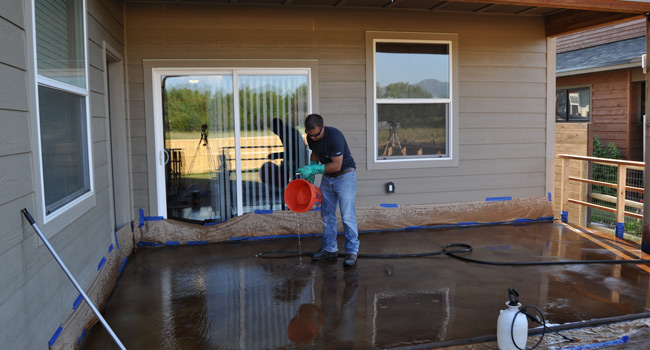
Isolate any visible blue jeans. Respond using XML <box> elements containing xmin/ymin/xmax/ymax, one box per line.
<box><xmin>319</xmin><ymin>170</ymin><xmax>359</xmax><ymax>254</ymax></box>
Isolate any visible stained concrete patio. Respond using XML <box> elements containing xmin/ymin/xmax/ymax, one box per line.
<box><xmin>79</xmin><ymin>222</ymin><xmax>650</xmax><ymax>349</ymax></box>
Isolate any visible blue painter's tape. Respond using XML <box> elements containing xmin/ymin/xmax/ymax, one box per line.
<box><xmin>165</xmin><ymin>241</ymin><xmax>180</xmax><ymax>246</ymax></box>
<box><xmin>615</xmin><ymin>222</ymin><xmax>625</xmax><ymax>239</ymax></box>
<box><xmin>49</xmin><ymin>325</ymin><xmax>63</xmax><ymax>346</ymax></box>
<box><xmin>230</xmin><ymin>236</ymin><xmax>249</xmax><ymax>241</ymax></box>
<box><xmin>138</xmin><ymin>208</ymin><xmax>144</xmax><ymax>227</ymax></box>
<box><xmin>204</xmin><ymin>222</ymin><xmax>218</xmax><ymax>226</ymax></box>
<box><xmin>119</xmin><ymin>257</ymin><xmax>129</xmax><ymax>276</ymax></box>
<box><xmin>254</xmin><ymin>209</ymin><xmax>273</xmax><ymax>214</ymax></box>
<box><xmin>561</xmin><ymin>210</ymin><xmax>568</xmax><ymax>223</ymax></box>
<box><xmin>77</xmin><ymin>328</ymin><xmax>86</xmax><ymax>346</ymax></box>
<box><xmin>137</xmin><ymin>242</ymin><xmax>163</xmax><ymax>247</ymax></box>
<box><xmin>114</xmin><ymin>231</ymin><xmax>120</xmax><ymax>250</ymax></box>
<box><xmin>538</xmin><ymin>216</ymin><xmax>555</xmax><ymax>221</ymax></box>
<box><xmin>486</xmin><ymin>196</ymin><xmax>512</xmax><ymax>202</ymax></box>
<box><xmin>642</xmin><ymin>242</ymin><xmax>650</xmax><ymax>254</ymax></box>
<box><xmin>108</xmin><ymin>244</ymin><xmax>114</xmax><ymax>253</ymax></box>
<box><xmin>73</xmin><ymin>294</ymin><xmax>83</xmax><ymax>310</ymax></box>
<box><xmin>514</xmin><ymin>218</ymin><xmax>532</xmax><ymax>223</ymax></box>
<box><xmin>138</xmin><ymin>208</ymin><xmax>164</xmax><ymax>225</ymax></box>
<box><xmin>548</xmin><ymin>192</ymin><xmax>552</xmax><ymax>202</ymax></box>
<box><xmin>97</xmin><ymin>257</ymin><xmax>106</xmax><ymax>271</ymax></box>
<box><xmin>457</xmin><ymin>222</ymin><xmax>478</xmax><ymax>226</ymax></box>
<box><xmin>187</xmin><ymin>241</ymin><xmax>208</xmax><ymax>245</ymax></box>
<box><xmin>559</xmin><ymin>335</ymin><xmax>628</xmax><ymax>350</ymax></box>
<box><xmin>405</xmin><ymin>225</ymin><xmax>426</xmax><ymax>230</ymax></box>
<box><xmin>380</xmin><ymin>203</ymin><xmax>399</xmax><ymax>208</ymax></box>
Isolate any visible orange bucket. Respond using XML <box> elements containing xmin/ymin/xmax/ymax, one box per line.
<box><xmin>285</xmin><ymin>179</ymin><xmax>322</xmax><ymax>213</ymax></box>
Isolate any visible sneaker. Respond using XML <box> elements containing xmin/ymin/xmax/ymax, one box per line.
<box><xmin>343</xmin><ymin>254</ymin><xmax>357</xmax><ymax>267</ymax></box>
<box><xmin>312</xmin><ymin>248</ymin><xmax>338</xmax><ymax>260</ymax></box>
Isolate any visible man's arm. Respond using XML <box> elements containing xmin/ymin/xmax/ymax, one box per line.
<box><xmin>324</xmin><ymin>155</ymin><xmax>343</xmax><ymax>173</ymax></box>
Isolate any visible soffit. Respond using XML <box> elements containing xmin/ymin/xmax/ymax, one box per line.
<box><xmin>123</xmin><ymin>0</ymin><xmax>650</xmax><ymax>37</ymax></box>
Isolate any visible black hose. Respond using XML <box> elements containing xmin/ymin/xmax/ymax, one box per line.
<box><xmin>257</xmin><ymin>243</ymin><xmax>650</xmax><ymax>267</ymax></box>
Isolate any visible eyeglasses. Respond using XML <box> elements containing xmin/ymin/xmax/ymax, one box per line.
<box><xmin>306</xmin><ymin>127</ymin><xmax>323</xmax><ymax>138</ymax></box>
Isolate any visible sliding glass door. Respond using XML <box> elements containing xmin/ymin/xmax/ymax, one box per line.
<box><xmin>159</xmin><ymin>69</ymin><xmax>310</xmax><ymax>224</ymax></box>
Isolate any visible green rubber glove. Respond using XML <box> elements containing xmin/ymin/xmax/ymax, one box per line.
<box><xmin>297</xmin><ymin>163</ymin><xmax>325</xmax><ymax>183</ymax></box>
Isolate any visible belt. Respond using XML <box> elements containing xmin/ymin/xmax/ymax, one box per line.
<box><xmin>325</xmin><ymin>167</ymin><xmax>355</xmax><ymax>178</ymax></box>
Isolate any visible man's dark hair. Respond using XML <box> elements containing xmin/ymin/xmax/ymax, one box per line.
<box><xmin>305</xmin><ymin>114</ymin><xmax>323</xmax><ymax>131</ymax></box>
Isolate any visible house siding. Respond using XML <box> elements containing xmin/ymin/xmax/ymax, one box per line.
<box><xmin>557</xmin><ymin>18</ymin><xmax>645</xmax><ymax>53</ymax></box>
<box><xmin>557</xmin><ymin>69</ymin><xmax>643</xmax><ymax>161</ymax></box>
<box><xmin>0</xmin><ymin>0</ymin><xmax>126</xmax><ymax>349</ymax></box>
<box><xmin>125</xmin><ymin>4</ymin><xmax>550</xmax><ymax>213</ymax></box>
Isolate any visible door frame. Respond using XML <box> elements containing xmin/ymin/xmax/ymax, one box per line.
<box><xmin>144</xmin><ymin>60</ymin><xmax>319</xmax><ymax>218</ymax></box>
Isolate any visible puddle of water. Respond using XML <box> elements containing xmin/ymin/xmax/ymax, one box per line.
<box><xmin>79</xmin><ymin>223</ymin><xmax>650</xmax><ymax>349</ymax></box>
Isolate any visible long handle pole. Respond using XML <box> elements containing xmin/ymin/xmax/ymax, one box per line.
<box><xmin>21</xmin><ymin>209</ymin><xmax>127</xmax><ymax>350</ymax></box>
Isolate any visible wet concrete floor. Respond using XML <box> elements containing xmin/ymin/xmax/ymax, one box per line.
<box><xmin>80</xmin><ymin>222</ymin><xmax>650</xmax><ymax>349</ymax></box>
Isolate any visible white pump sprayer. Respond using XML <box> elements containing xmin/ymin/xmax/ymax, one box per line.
<box><xmin>497</xmin><ymin>289</ymin><xmax>528</xmax><ymax>350</ymax></box>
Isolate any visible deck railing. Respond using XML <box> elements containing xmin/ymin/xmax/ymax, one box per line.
<box><xmin>557</xmin><ymin>154</ymin><xmax>644</xmax><ymax>240</ymax></box>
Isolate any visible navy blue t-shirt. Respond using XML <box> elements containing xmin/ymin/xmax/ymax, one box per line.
<box><xmin>307</xmin><ymin>126</ymin><xmax>356</xmax><ymax>171</ymax></box>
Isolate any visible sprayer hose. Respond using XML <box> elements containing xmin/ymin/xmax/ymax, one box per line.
<box><xmin>257</xmin><ymin>243</ymin><xmax>650</xmax><ymax>266</ymax></box>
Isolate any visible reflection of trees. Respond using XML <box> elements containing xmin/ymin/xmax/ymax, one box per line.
<box><xmin>377</xmin><ymin>82</ymin><xmax>432</xmax><ymax>99</ymax></box>
<box><xmin>163</xmin><ymin>84</ymin><xmax>308</xmax><ymax>132</ymax></box>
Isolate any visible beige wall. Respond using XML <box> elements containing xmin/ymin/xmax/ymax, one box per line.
<box><xmin>126</xmin><ymin>4</ymin><xmax>550</xmax><ymax>215</ymax></box>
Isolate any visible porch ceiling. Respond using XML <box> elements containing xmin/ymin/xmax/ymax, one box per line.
<box><xmin>124</xmin><ymin>0</ymin><xmax>650</xmax><ymax>37</ymax></box>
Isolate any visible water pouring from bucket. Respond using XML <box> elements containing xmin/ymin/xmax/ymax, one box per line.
<box><xmin>285</xmin><ymin>178</ymin><xmax>322</xmax><ymax>213</ymax></box>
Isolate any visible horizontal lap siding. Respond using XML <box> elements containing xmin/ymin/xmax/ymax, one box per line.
<box><xmin>125</xmin><ymin>4</ymin><xmax>548</xmax><ymax>208</ymax></box>
<box><xmin>0</xmin><ymin>0</ymin><xmax>126</xmax><ymax>349</ymax></box>
<box><xmin>558</xmin><ymin>70</ymin><xmax>631</xmax><ymax>158</ymax></box>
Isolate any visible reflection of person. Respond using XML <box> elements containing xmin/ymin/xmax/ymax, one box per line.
<box><xmin>297</xmin><ymin>114</ymin><xmax>359</xmax><ymax>267</ymax></box>
<box><xmin>260</xmin><ymin>118</ymin><xmax>307</xmax><ymax>188</ymax></box>
<box><xmin>319</xmin><ymin>261</ymin><xmax>359</xmax><ymax>347</ymax></box>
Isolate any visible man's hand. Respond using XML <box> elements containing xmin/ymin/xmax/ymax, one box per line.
<box><xmin>296</xmin><ymin>163</ymin><xmax>325</xmax><ymax>183</ymax></box>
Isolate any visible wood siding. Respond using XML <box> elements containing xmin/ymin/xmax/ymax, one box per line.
<box><xmin>554</xmin><ymin>123</ymin><xmax>588</xmax><ymax>225</ymax></box>
<box><xmin>557</xmin><ymin>69</ymin><xmax>643</xmax><ymax>161</ymax></box>
<box><xmin>556</xmin><ymin>17</ymin><xmax>645</xmax><ymax>53</ymax></box>
<box><xmin>0</xmin><ymin>0</ymin><xmax>126</xmax><ymax>349</ymax></box>
<box><xmin>126</xmin><ymin>4</ymin><xmax>550</xmax><ymax>212</ymax></box>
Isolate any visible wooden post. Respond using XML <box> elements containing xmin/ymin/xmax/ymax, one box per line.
<box><xmin>641</xmin><ymin>16</ymin><xmax>650</xmax><ymax>254</ymax></box>
<box><xmin>616</xmin><ymin>165</ymin><xmax>627</xmax><ymax>239</ymax></box>
<box><xmin>561</xmin><ymin>156</ymin><xmax>569</xmax><ymax>223</ymax></box>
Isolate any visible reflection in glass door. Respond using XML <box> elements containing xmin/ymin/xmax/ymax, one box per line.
<box><xmin>161</xmin><ymin>71</ymin><xmax>309</xmax><ymax>224</ymax></box>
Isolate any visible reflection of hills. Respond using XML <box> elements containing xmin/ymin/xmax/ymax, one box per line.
<box><xmin>416</xmin><ymin>79</ymin><xmax>448</xmax><ymax>98</ymax></box>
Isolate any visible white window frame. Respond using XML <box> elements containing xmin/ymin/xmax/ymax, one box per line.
<box><xmin>26</xmin><ymin>0</ymin><xmax>95</xmax><ymax>237</ymax></box>
<box><xmin>366</xmin><ymin>31</ymin><xmax>459</xmax><ymax>170</ymax></box>
<box><xmin>144</xmin><ymin>59</ymin><xmax>319</xmax><ymax>217</ymax></box>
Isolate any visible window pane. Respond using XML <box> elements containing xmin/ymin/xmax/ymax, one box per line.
<box><xmin>39</xmin><ymin>85</ymin><xmax>89</xmax><ymax>213</ymax></box>
<box><xmin>567</xmin><ymin>88</ymin><xmax>590</xmax><ymax>121</ymax></box>
<box><xmin>556</xmin><ymin>90</ymin><xmax>567</xmax><ymax>121</ymax></box>
<box><xmin>35</xmin><ymin>0</ymin><xmax>86</xmax><ymax>88</ymax></box>
<box><xmin>377</xmin><ymin>103</ymin><xmax>447</xmax><ymax>159</ymax></box>
<box><xmin>376</xmin><ymin>43</ymin><xmax>449</xmax><ymax>99</ymax></box>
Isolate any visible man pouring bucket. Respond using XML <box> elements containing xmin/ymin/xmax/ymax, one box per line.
<box><xmin>296</xmin><ymin>114</ymin><xmax>359</xmax><ymax>267</ymax></box>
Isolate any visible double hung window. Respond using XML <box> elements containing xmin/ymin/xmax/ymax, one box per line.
<box><xmin>33</xmin><ymin>0</ymin><xmax>92</xmax><ymax>220</ymax></box>
<box><xmin>367</xmin><ymin>32</ymin><xmax>458</xmax><ymax>170</ymax></box>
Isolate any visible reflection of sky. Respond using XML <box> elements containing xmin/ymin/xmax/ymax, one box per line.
<box><xmin>377</xmin><ymin>53</ymin><xmax>449</xmax><ymax>86</ymax></box>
